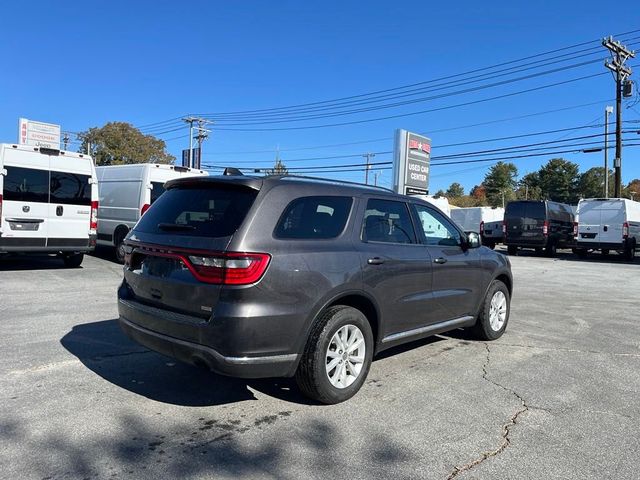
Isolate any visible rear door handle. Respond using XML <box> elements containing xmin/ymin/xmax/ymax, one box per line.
<box><xmin>367</xmin><ymin>257</ymin><xmax>385</xmax><ymax>265</ymax></box>
<box><xmin>433</xmin><ymin>257</ymin><xmax>448</xmax><ymax>264</ymax></box>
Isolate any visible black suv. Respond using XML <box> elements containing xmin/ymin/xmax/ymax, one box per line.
<box><xmin>118</xmin><ymin>175</ymin><xmax>513</xmax><ymax>403</ymax></box>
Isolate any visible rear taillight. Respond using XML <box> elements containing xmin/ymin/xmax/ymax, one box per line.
<box><xmin>480</xmin><ymin>221</ymin><xmax>485</xmax><ymax>235</ymax></box>
<box><xmin>502</xmin><ymin>221</ymin><xmax>506</xmax><ymax>234</ymax></box>
<box><xmin>187</xmin><ymin>252</ymin><xmax>271</xmax><ymax>285</ymax></box>
<box><xmin>90</xmin><ymin>200</ymin><xmax>98</xmax><ymax>230</ymax></box>
<box><xmin>573</xmin><ymin>222</ymin><xmax>578</xmax><ymax>237</ymax></box>
<box><xmin>141</xmin><ymin>203</ymin><xmax>150</xmax><ymax>216</ymax></box>
<box><xmin>623</xmin><ymin>222</ymin><xmax>629</xmax><ymax>239</ymax></box>
<box><xmin>542</xmin><ymin>220</ymin><xmax>549</xmax><ymax>236</ymax></box>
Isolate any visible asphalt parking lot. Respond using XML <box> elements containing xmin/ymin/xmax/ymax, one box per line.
<box><xmin>1</xmin><ymin>248</ymin><xmax>639</xmax><ymax>480</ymax></box>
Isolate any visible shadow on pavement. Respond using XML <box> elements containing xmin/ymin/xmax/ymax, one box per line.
<box><xmin>60</xmin><ymin>319</ymin><xmax>314</xmax><ymax>406</ymax></box>
<box><xmin>0</xmin><ymin>254</ymin><xmax>75</xmax><ymax>271</ymax></box>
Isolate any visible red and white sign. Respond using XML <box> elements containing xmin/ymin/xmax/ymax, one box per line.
<box><xmin>18</xmin><ymin>118</ymin><xmax>61</xmax><ymax>149</ymax></box>
<box><xmin>408</xmin><ymin>138</ymin><xmax>431</xmax><ymax>154</ymax></box>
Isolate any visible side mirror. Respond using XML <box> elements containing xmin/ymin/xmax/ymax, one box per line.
<box><xmin>464</xmin><ymin>231</ymin><xmax>481</xmax><ymax>249</ymax></box>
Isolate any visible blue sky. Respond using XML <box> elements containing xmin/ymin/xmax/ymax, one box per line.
<box><xmin>1</xmin><ymin>1</ymin><xmax>639</xmax><ymax>194</ymax></box>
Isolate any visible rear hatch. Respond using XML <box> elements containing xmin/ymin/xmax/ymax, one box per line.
<box><xmin>578</xmin><ymin>200</ymin><xmax>624</xmax><ymax>245</ymax></box>
<box><xmin>505</xmin><ymin>202</ymin><xmax>546</xmax><ymax>245</ymax></box>
<box><xmin>122</xmin><ymin>180</ymin><xmax>261</xmax><ymax>320</ymax></box>
<box><xmin>482</xmin><ymin>220</ymin><xmax>503</xmax><ymax>239</ymax></box>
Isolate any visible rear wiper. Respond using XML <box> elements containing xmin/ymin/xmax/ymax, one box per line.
<box><xmin>157</xmin><ymin>223</ymin><xmax>196</xmax><ymax>231</ymax></box>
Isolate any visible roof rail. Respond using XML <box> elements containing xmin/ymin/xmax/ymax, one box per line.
<box><xmin>268</xmin><ymin>174</ymin><xmax>395</xmax><ymax>193</ymax></box>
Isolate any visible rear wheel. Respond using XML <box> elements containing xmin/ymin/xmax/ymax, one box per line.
<box><xmin>507</xmin><ymin>245</ymin><xmax>517</xmax><ymax>255</ymax></box>
<box><xmin>62</xmin><ymin>253</ymin><xmax>84</xmax><ymax>268</ymax></box>
<box><xmin>545</xmin><ymin>242</ymin><xmax>557</xmax><ymax>257</ymax></box>
<box><xmin>624</xmin><ymin>241</ymin><xmax>636</xmax><ymax>261</ymax></box>
<box><xmin>601</xmin><ymin>249</ymin><xmax>610</xmax><ymax>256</ymax></box>
<box><xmin>296</xmin><ymin>306</ymin><xmax>373</xmax><ymax>404</ymax></box>
<box><xmin>114</xmin><ymin>228</ymin><xmax>129</xmax><ymax>264</ymax></box>
<box><xmin>575</xmin><ymin>248</ymin><xmax>588</xmax><ymax>259</ymax></box>
<box><xmin>470</xmin><ymin>280</ymin><xmax>510</xmax><ymax>341</ymax></box>
<box><xmin>484</xmin><ymin>241</ymin><xmax>496</xmax><ymax>250</ymax></box>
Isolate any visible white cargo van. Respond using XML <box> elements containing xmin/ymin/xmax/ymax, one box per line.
<box><xmin>575</xmin><ymin>198</ymin><xmax>640</xmax><ymax>260</ymax></box>
<box><xmin>450</xmin><ymin>206</ymin><xmax>505</xmax><ymax>248</ymax></box>
<box><xmin>412</xmin><ymin>195</ymin><xmax>451</xmax><ymax>217</ymax></box>
<box><xmin>0</xmin><ymin>143</ymin><xmax>98</xmax><ymax>267</ymax></box>
<box><xmin>96</xmin><ymin>164</ymin><xmax>208</xmax><ymax>261</ymax></box>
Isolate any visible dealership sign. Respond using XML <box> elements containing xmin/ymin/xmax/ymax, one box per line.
<box><xmin>18</xmin><ymin>118</ymin><xmax>61</xmax><ymax>149</ymax></box>
<box><xmin>392</xmin><ymin>129</ymin><xmax>431</xmax><ymax>195</ymax></box>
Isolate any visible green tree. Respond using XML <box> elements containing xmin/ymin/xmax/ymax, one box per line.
<box><xmin>446</xmin><ymin>182</ymin><xmax>465</xmax><ymax>198</ymax></box>
<box><xmin>577</xmin><ymin>167</ymin><xmax>614</xmax><ymax>199</ymax></box>
<box><xmin>624</xmin><ymin>178</ymin><xmax>640</xmax><ymax>200</ymax></box>
<box><xmin>516</xmin><ymin>172</ymin><xmax>543</xmax><ymax>200</ymax></box>
<box><xmin>78</xmin><ymin>122</ymin><xmax>175</xmax><ymax>166</ymax></box>
<box><xmin>434</xmin><ymin>189</ymin><xmax>446</xmax><ymax>197</ymax></box>
<box><xmin>470</xmin><ymin>184</ymin><xmax>487</xmax><ymax>205</ymax></box>
<box><xmin>483</xmin><ymin>162</ymin><xmax>518</xmax><ymax>207</ymax></box>
<box><xmin>265</xmin><ymin>158</ymin><xmax>288</xmax><ymax>176</ymax></box>
<box><xmin>449</xmin><ymin>195</ymin><xmax>480</xmax><ymax>207</ymax></box>
<box><xmin>538</xmin><ymin>158</ymin><xmax>579</xmax><ymax>203</ymax></box>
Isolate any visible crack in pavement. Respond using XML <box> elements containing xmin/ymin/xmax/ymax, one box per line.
<box><xmin>446</xmin><ymin>343</ymin><xmax>529</xmax><ymax>480</ymax></box>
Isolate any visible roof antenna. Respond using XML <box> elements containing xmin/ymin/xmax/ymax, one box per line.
<box><xmin>223</xmin><ymin>167</ymin><xmax>243</xmax><ymax>176</ymax></box>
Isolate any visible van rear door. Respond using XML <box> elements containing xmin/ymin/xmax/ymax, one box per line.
<box><xmin>47</xmin><ymin>154</ymin><xmax>93</xmax><ymax>248</ymax></box>
<box><xmin>0</xmin><ymin>148</ymin><xmax>50</xmax><ymax>249</ymax></box>
<box><xmin>578</xmin><ymin>200</ymin><xmax>624</xmax><ymax>245</ymax></box>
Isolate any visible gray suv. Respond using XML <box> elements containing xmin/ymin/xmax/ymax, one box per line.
<box><xmin>118</xmin><ymin>174</ymin><xmax>513</xmax><ymax>404</ymax></box>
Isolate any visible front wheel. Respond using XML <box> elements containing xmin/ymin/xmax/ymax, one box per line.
<box><xmin>62</xmin><ymin>253</ymin><xmax>84</xmax><ymax>268</ymax></box>
<box><xmin>470</xmin><ymin>280</ymin><xmax>510</xmax><ymax>341</ymax></box>
<box><xmin>624</xmin><ymin>241</ymin><xmax>636</xmax><ymax>261</ymax></box>
<box><xmin>296</xmin><ymin>306</ymin><xmax>373</xmax><ymax>404</ymax></box>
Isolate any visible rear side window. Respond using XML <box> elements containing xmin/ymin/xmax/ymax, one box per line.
<box><xmin>150</xmin><ymin>182</ymin><xmax>165</xmax><ymax>204</ymax></box>
<box><xmin>134</xmin><ymin>185</ymin><xmax>258</xmax><ymax>237</ymax></box>
<box><xmin>275</xmin><ymin>196</ymin><xmax>352</xmax><ymax>239</ymax></box>
<box><xmin>362</xmin><ymin>199</ymin><xmax>415</xmax><ymax>244</ymax></box>
<box><xmin>50</xmin><ymin>172</ymin><xmax>92</xmax><ymax>206</ymax></box>
<box><xmin>3</xmin><ymin>166</ymin><xmax>49</xmax><ymax>203</ymax></box>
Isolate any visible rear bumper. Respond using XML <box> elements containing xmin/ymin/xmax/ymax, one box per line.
<box><xmin>576</xmin><ymin>240</ymin><xmax>629</xmax><ymax>251</ymax></box>
<box><xmin>0</xmin><ymin>235</ymin><xmax>96</xmax><ymax>253</ymax></box>
<box><xmin>118</xmin><ymin>297</ymin><xmax>300</xmax><ymax>379</ymax></box>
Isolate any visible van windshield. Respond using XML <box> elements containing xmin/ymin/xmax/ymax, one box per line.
<box><xmin>134</xmin><ymin>185</ymin><xmax>257</xmax><ymax>238</ymax></box>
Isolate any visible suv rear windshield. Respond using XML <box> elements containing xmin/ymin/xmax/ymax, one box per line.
<box><xmin>134</xmin><ymin>185</ymin><xmax>258</xmax><ymax>237</ymax></box>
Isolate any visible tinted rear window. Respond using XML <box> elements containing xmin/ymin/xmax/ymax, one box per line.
<box><xmin>3</xmin><ymin>166</ymin><xmax>49</xmax><ymax>203</ymax></box>
<box><xmin>50</xmin><ymin>171</ymin><xmax>92</xmax><ymax>206</ymax></box>
<box><xmin>275</xmin><ymin>196</ymin><xmax>352</xmax><ymax>239</ymax></box>
<box><xmin>506</xmin><ymin>202</ymin><xmax>545</xmax><ymax>219</ymax></box>
<box><xmin>150</xmin><ymin>182</ymin><xmax>165</xmax><ymax>204</ymax></box>
<box><xmin>134</xmin><ymin>185</ymin><xmax>258</xmax><ymax>237</ymax></box>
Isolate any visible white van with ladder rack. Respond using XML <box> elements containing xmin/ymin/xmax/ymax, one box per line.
<box><xmin>0</xmin><ymin>143</ymin><xmax>98</xmax><ymax>267</ymax></box>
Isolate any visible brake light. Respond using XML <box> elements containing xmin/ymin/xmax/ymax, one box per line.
<box><xmin>90</xmin><ymin>200</ymin><xmax>98</xmax><ymax>230</ymax></box>
<box><xmin>542</xmin><ymin>220</ymin><xmax>549</xmax><ymax>236</ymax></box>
<box><xmin>480</xmin><ymin>221</ymin><xmax>485</xmax><ymax>235</ymax></box>
<box><xmin>188</xmin><ymin>252</ymin><xmax>271</xmax><ymax>285</ymax></box>
<box><xmin>141</xmin><ymin>203</ymin><xmax>150</xmax><ymax>216</ymax></box>
<box><xmin>502</xmin><ymin>221</ymin><xmax>506</xmax><ymax>234</ymax></box>
<box><xmin>623</xmin><ymin>222</ymin><xmax>629</xmax><ymax>239</ymax></box>
<box><xmin>573</xmin><ymin>222</ymin><xmax>578</xmax><ymax>237</ymax></box>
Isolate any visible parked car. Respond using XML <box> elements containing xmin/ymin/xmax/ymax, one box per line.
<box><xmin>0</xmin><ymin>143</ymin><xmax>98</xmax><ymax>267</ymax></box>
<box><xmin>96</xmin><ymin>163</ymin><xmax>208</xmax><ymax>262</ymax></box>
<box><xmin>504</xmin><ymin>200</ymin><xmax>575</xmax><ymax>256</ymax></box>
<box><xmin>450</xmin><ymin>206</ymin><xmax>504</xmax><ymax>249</ymax></box>
<box><xmin>574</xmin><ymin>198</ymin><xmax>640</xmax><ymax>260</ymax></box>
<box><xmin>117</xmin><ymin>174</ymin><xmax>513</xmax><ymax>404</ymax></box>
<box><xmin>481</xmin><ymin>219</ymin><xmax>505</xmax><ymax>249</ymax></box>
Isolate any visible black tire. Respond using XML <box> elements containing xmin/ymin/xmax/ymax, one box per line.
<box><xmin>545</xmin><ymin>242</ymin><xmax>557</xmax><ymax>257</ymax></box>
<box><xmin>63</xmin><ymin>253</ymin><xmax>84</xmax><ymax>268</ymax></box>
<box><xmin>296</xmin><ymin>305</ymin><xmax>374</xmax><ymax>404</ymax></box>
<box><xmin>507</xmin><ymin>245</ymin><xmax>517</xmax><ymax>255</ymax></box>
<box><xmin>485</xmin><ymin>241</ymin><xmax>496</xmax><ymax>250</ymax></box>
<box><xmin>623</xmin><ymin>241</ymin><xmax>635</xmax><ymax>261</ymax></box>
<box><xmin>535</xmin><ymin>247</ymin><xmax>543</xmax><ymax>254</ymax></box>
<box><xmin>470</xmin><ymin>280</ymin><xmax>510</xmax><ymax>341</ymax></box>
<box><xmin>601</xmin><ymin>249</ymin><xmax>610</xmax><ymax>256</ymax></box>
<box><xmin>575</xmin><ymin>248</ymin><xmax>588</xmax><ymax>259</ymax></box>
<box><xmin>114</xmin><ymin>228</ymin><xmax>129</xmax><ymax>264</ymax></box>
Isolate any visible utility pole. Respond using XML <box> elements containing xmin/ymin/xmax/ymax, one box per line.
<box><xmin>602</xmin><ymin>36</ymin><xmax>635</xmax><ymax>198</ymax></box>
<box><xmin>363</xmin><ymin>152</ymin><xmax>375</xmax><ymax>185</ymax></box>
<box><xmin>604</xmin><ymin>105</ymin><xmax>613</xmax><ymax>198</ymax></box>
<box><xmin>182</xmin><ymin>117</ymin><xmax>211</xmax><ymax>168</ymax></box>
<box><xmin>62</xmin><ymin>132</ymin><xmax>70</xmax><ymax>150</ymax></box>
